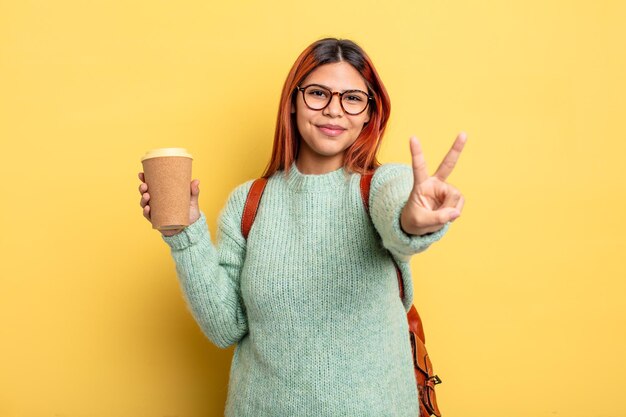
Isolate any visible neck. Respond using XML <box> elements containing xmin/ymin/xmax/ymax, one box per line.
<box><xmin>295</xmin><ymin>150</ymin><xmax>344</xmax><ymax>175</ymax></box>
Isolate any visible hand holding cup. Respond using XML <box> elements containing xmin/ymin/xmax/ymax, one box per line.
<box><xmin>138</xmin><ymin>173</ymin><xmax>201</xmax><ymax>237</ymax></box>
<box><xmin>138</xmin><ymin>148</ymin><xmax>200</xmax><ymax>237</ymax></box>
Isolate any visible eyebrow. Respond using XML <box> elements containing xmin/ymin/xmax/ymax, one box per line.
<box><xmin>308</xmin><ymin>83</ymin><xmax>367</xmax><ymax>93</ymax></box>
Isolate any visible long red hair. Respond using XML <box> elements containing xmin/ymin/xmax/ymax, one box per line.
<box><xmin>261</xmin><ymin>38</ymin><xmax>391</xmax><ymax>178</ymax></box>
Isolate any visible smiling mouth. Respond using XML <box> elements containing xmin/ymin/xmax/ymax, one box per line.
<box><xmin>317</xmin><ymin>125</ymin><xmax>346</xmax><ymax>137</ymax></box>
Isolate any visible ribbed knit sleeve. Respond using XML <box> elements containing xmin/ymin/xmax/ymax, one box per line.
<box><xmin>369</xmin><ymin>163</ymin><xmax>450</xmax><ymax>262</ymax></box>
<box><xmin>161</xmin><ymin>180</ymin><xmax>254</xmax><ymax>349</ymax></box>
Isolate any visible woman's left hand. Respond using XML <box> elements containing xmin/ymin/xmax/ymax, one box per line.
<box><xmin>400</xmin><ymin>132</ymin><xmax>467</xmax><ymax>236</ymax></box>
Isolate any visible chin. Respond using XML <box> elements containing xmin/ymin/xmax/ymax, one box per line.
<box><xmin>312</xmin><ymin>145</ymin><xmax>346</xmax><ymax>157</ymax></box>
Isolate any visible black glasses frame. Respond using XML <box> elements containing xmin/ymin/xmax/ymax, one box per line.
<box><xmin>295</xmin><ymin>84</ymin><xmax>373</xmax><ymax>116</ymax></box>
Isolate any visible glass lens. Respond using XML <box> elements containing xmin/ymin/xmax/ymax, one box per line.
<box><xmin>341</xmin><ymin>90</ymin><xmax>369</xmax><ymax>115</ymax></box>
<box><xmin>303</xmin><ymin>85</ymin><xmax>331</xmax><ymax>110</ymax></box>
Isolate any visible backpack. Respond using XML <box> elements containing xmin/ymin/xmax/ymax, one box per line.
<box><xmin>241</xmin><ymin>172</ymin><xmax>442</xmax><ymax>417</ymax></box>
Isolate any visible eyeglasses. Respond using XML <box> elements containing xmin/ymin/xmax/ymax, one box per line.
<box><xmin>296</xmin><ymin>84</ymin><xmax>373</xmax><ymax>116</ymax></box>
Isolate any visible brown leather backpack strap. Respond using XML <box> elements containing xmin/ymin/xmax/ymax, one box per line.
<box><xmin>408</xmin><ymin>304</ymin><xmax>427</xmax><ymax>351</ymax></box>
<box><xmin>241</xmin><ymin>178</ymin><xmax>268</xmax><ymax>239</ymax></box>
<box><xmin>359</xmin><ymin>172</ymin><xmax>374</xmax><ymax>212</ymax></box>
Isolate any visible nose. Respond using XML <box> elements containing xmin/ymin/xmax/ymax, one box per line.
<box><xmin>323</xmin><ymin>92</ymin><xmax>343</xmax><ymax>117</ymax></box>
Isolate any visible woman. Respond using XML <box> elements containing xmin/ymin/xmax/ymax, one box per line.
<box><xmin>138</xmin><ymin>38</ymin><xmax>466</xmax><ymax>417</ymax></box>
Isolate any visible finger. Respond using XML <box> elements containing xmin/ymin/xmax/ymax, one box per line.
<box><xmin>409</xmin><ymin>136</ymin><xmax>429</xmax><ymax>186</ymax></box>
<box><xmin>143</xmin><ymin>204</ymin><xmax>151</xmax><ymax>221</ymax></box>
<box><xmin>138</xmin><ymin>183</ymin><xmax>147</xmax><ymax>194</ymax></box>
<box><xmin>455</xmin><ymin>195</ymin><xmax>465</xmax><ymax>213</ymax></box>
<box><xmin>413</xmin><ymin>205</ymin><xmax>455</xmax><ymax>229</ymax></box>
<box><xmin>440</xmin><ymin>207</ymin><xmax>460</xmax><ymax>222</ymax></box>
<box><xmin>140</xmin><ymin>192</ymin><xmax>150</xmax><ymax>208</ymax></box>
<box><xmin>191</xmin><ymin>179</ymin><xmax>200</xmax><ymax>197</ymax></box>
<box><xmin>434</xmin><ymin>131</ymin><xmax>467</xmax><ymax>182</ymax></box>
<box><xmin>138</xmin><ymin>172</ymin><xmax>145</xmax><ymax>182</ymax></box>
<box><xmin>439</xmin><ymin>184</ymin><xmax>462</xmax><ymax>210</ymax></box>
<box><xmin>190</xmin><ymin>180</ymin><xmax>200</xmax><ymax>208</ymax></box>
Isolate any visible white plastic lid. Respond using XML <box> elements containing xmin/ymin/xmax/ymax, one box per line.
<box><xmin>141</xmin><ymin>148</ymin><xmax>193</xmax><ymax>162</ymax></box>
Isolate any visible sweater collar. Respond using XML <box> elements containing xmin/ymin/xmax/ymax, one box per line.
<box><xmin>282</xmin><ymin>161</ymin><xmax>352</xmax><ymax>192</ymax></box>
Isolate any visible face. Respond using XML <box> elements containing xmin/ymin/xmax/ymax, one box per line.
<box><xmin>293</xmin><ymin>61</ymin><xmax>371</xmax><ymax>170</ymax></box>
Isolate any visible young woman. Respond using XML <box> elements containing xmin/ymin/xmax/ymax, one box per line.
<box><xmin>138</xmin><ymin>38</ymin><xmax>466</xmax><ymax>417</ymax></box>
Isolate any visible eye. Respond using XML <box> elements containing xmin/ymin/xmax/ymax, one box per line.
<box><xmin>306</xmin><ymin>87</ymin><xmax>329</xmax><ymax>98</ymax></box>
<box><xmin>344</xmin><ymin>94</ymin><xmax>364</xmax><ymax>102</ymax></box>
<box><xmin>343</xmin><ymin>91</ymin><xmax>368</xmax><ymax>103</ymax></box>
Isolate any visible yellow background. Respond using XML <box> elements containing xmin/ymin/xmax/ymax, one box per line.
<box><xmin>1</xmin><ymin>0</ymin><xmax>624</xmax><ymax>416</ymax></box>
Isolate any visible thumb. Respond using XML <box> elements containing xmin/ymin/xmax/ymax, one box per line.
<box><xmin>418</xmin><ymin>207</ymin><xmax>460</xmax><ymax>227</ymax></box>
<box><xmin>442</xmin><ymin>207</ymin><xmax>460</xmax><ymax>222</ymax></box>
<box><xmin>191</xmin><ymin>179</ymin><xmax>200</xmax><ymax>200</ymax></box>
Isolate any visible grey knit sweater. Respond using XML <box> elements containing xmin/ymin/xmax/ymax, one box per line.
<box><xmin>162</xmin><ymin>162</ymin><xmax>449</xmax><ymax>416</ymax></box>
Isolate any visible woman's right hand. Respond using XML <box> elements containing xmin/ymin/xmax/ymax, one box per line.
<box><xmin>138</xmin><ymin>172</ymin><xmax>201</xmax><ymax>237</ymax></box>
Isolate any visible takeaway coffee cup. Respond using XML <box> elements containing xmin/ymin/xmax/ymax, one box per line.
<box><xmin>140</xmin><ymin>148</ymin><xmax>193</xmax><ymax>230</ymax></box>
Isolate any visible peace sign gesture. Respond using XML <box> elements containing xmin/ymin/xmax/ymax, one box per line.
<box><xmin>400</xmin><ymin>132</ymin><xmax>467</xmax><ymax>236</ymax></box>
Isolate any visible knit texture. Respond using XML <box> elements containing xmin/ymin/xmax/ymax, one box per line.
<box><xmin>162</xmin><ymin>162</ymin><xmax>449</xmax><ymax>417</ymax></box>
